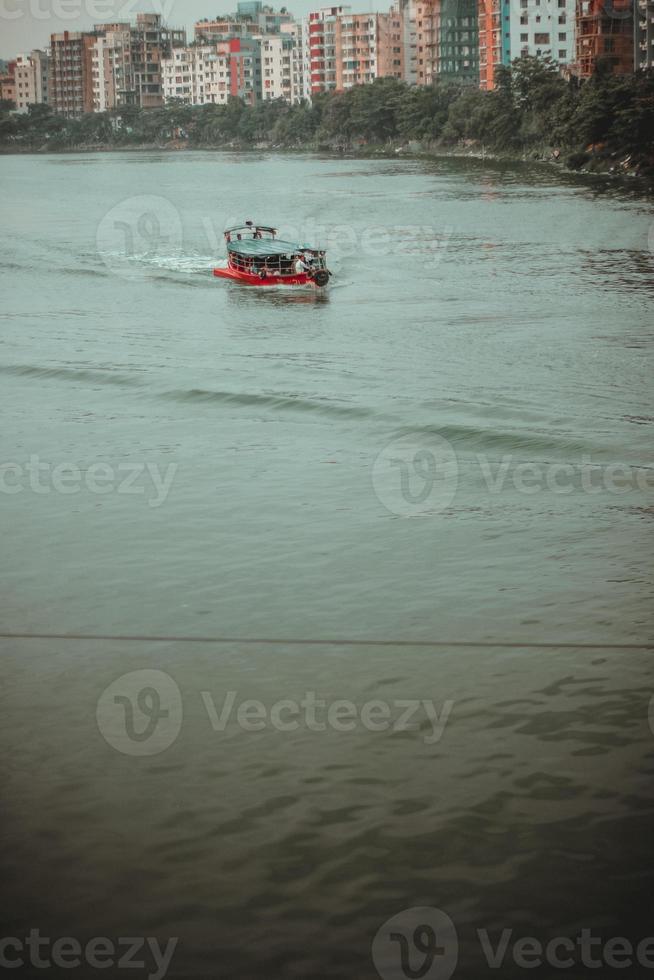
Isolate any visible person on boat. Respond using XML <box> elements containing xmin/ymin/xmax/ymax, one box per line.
<box><xmin>294</xmin><ymin>254</ymin><xmax>310</xmax><ymax>276</ymax></box>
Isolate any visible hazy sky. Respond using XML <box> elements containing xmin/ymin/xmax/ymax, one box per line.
<box><xmin>1</xmin><ymin>0</ymin><xmax>382</xmax><ymax>59</ymax></box>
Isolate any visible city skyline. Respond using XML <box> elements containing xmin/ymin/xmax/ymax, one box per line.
<box><xmin>0</xmin><ymin>0</ymin><xmax>384</xmax><ymax>59</ymax></box>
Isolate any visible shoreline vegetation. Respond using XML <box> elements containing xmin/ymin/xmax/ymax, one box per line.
<box><xmin>2</xmin><ymin>59</ymin><xmax>653</xmax><ymax>188</ymax></box>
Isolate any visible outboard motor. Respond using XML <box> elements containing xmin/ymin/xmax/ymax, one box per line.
<box><xmin>312</xmin><ymin>269</ymin><xmax>330</xmax><ymax>288</ymax></box>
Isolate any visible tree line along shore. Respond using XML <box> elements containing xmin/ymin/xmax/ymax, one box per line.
<box><xmin>1</xmin><ymin>59</ymin><xmax>653</xmax><ymax>185</ymax></box>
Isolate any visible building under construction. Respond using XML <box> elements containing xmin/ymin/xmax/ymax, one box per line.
<box><xmin>576</xmin><ymin>0</ymin><xmax>634</xmax><ymax>77</ymax></box>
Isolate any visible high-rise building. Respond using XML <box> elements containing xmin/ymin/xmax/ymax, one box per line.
<box><xmin>14</xmin><ymin>51</ymin><xmax>49</xmax><ymax>111</ymax></box>
<box><xmin>307</xmin><ymin>4</ymin><xmax>408</xmax><ymax>95</ymax></box>
<box><xmin>89</xmin><ymin>25</ymin><xmax>131</xmax><ymax>112</ymax></box>
<box><xmin>634</xmin><ymin>0</ymin><xmax>654</xmax><ymax>68</ymax></box>
<box><xmin>162</xmin><ymin>37</ymin><xmax>262</xmax><ymax>105</ymax></box>
<box><xmin>414</xmin><ymin>0</ymin><xmax>439</xmax><ymax>84</ymax></box>
<box><xmin>129</xmin><ymin>13</ymin><xmax>186</xmax><ymax>109</ymax></box>
<box><xmin>338</xmin><ymin>12</ymin><xmax>381</xmax><ymax>88</ymax></box>
<box><xmin>438</xmin><ymin>0</ymin><xmax>479</xmax><ymax>81</ymax></box>
<box><xmin>414</xmin><ymin>0</ymin><xmax>478</xmax><ymax>84</ymax></box>
<box><xmin>576</xmin><ymin>0</ymin><xmax>634</xmax><ymax>76</ymax></box>
<box><xmin>49</xmin><ymin>32</ymin><xmax>94</xmax><ymax>117</ymax></box>
<box><xmin>32</xmin><ymin>49</ymin><xmax>50</xmax><ymax>105</ymax></box>
<box><xmin>397</xmin><ymin>0</ymin><xmax>417</xmax><ymax>83</ymax></box>
<box><xmin>378</xmin><ymin>2</ymin><xmax>407</xmax><ymax>80</ymax></box>
<box><xmin>480</xmin><ymin>0</ymin><xmax>576</xmax><ymax>88</ymax></box>
<box><xmin>512</xmin><ymin>0</ymin><xmax>576</xmax><ymax>68</ymax></box>
<box><xmin>260</xmin><ymin>34</ymin><xmax>297</xmax><ymax>100</ymax></box>
<box><xmin>281</xmin><ymin>20</ymin><xmax>309</xmax><ymax>100</ymax></box>
<box><xmin>307</xmin><ymin>6</ymin><xmax>344</xmax><ymax>94</ymax></box>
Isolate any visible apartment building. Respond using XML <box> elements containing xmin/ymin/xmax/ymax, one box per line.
<box><xmin>308</xmin><ymin>6</ymin><xmax>345</xmax><ymax>93</ymax></box>
<box><xmin>308</xmin><ymin>4</ymin><xmax>408</xmax><ymax>94</ymax></box>
<box><xmin>281</xmin><ymin>21</ymin><xmax>309</xmax><ymax>101</ymax></box>
<box><xmin>162</xmin><ymin>38</ymin><xmax>262</xmax><ymax>105</ymax></box>
<box><xmin>339</xmin><ymin>13</ymin><xmax>380</xmax><ymax>88</ymax></box>
<box><xmin>13</xmin><ymin>51</ymin><xmax>49</xmax><ymax>111</ymax></box>
<box><xmin>89</xmin><ymin>25</ymin><xmax>131</xmax><ymax>112</ymax></box>
<box><xmin>510</xmin><ymin>0</ymin><xmax>576</xmax><ymax>68</ymax></box>
<box><xmin>49</xmin><ymin>32</ymin><xmax>95</xmax><ymax>116</ymax></box>
<box><xmin>414</xmin><ymin>0</ymin><xmax>440</xmax><ymax>83</ymax></box>
<box><xmin>378</xmin><ymin>3</ymin><xmax>406</xmax><ymax>80</ymax></box>
<box><xmin>260</xmin><ymin>34</ymin><xmax>297</xmax><ymax>100</ymax></box>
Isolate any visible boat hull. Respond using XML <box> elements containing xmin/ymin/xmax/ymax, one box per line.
<box><xmin>213</xmin><ymin>267</ymin><xmax>320</xmax><ymax>287</ymax></box>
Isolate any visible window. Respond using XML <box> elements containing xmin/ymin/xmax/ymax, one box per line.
<box><xmin>521</xmin><ymin>14</ymin><xmax>528</xmax><ymax>22</ymax></box>
<box><xmin>520</xmin><ymin>32</ymin><xmax>528</xmax><ymax>41</ymax></box>
<box><xmin>559</xmin><ymin>31</ymin><xmax>566</xmax><ymax>39</ymax></box>
<box><xmin>558</xmin><ymin>48</ymin><xmax>566</xmax><ymax>57</ymax></box>
<box><xmin>534</xmin><ymin>32</ymin><xmax>550</xmax><ymax>42</ymax></box>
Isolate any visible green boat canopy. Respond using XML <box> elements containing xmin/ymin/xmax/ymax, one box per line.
<box><xmin>227</xmin><ymin>238</ymin><xmax>316</xmax><ymax>257</ymax></box>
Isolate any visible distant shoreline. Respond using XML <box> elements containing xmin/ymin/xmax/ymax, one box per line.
<box><xmin>1</xmin><ymin>140</ymin><xmax>651</xmax><ymax>192</ymax></box>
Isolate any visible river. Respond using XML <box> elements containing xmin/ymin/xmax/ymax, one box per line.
<box><xmin>1</xmin><ymin>150</ymin><xmax>653</xmax><ymax>979</ymax></box>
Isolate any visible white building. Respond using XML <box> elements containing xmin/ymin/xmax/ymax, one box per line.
<box><xmin>13</xmin><ymin>50</ymin><xmax>49</xmax><ymax>112</ymax></box>
<box><xmin>509</xmin><ymin>0</ymin><xmax>576</xmax><ymax>66</ymax></box>
<box><xmin>281</xmin><ymin>21</ymin><xmax>308</xmax><ymax>101</ymax></box>
<box><xmin>90</xmin><ymin>27</ymin><xmax>131</xmax><ymax>113</ymax></box>
<box><xmin>162</xmin><ymin>45</ymin><xmax>234</xmax><ymax>105</ymax></box>
<box><xmin>261</xmin><ymin>33</ymin><xmax>299</xmax><ymax>101</ymax></box>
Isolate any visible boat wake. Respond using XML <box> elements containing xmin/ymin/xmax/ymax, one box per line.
<box><xmin>98</xmin><ymin>248</ymin><xmax>218</xmax><ymax>280</ymax></box>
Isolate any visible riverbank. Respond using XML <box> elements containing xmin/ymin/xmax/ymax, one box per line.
<box><xmin>2</xmin><ymin>61</ymin><xmax>652</xmax><ymax>188</ymax></box>
<box><xmin>2</xmin><ymin>136</ymin><xmax>651</xmax><ymax>192</ymax></box>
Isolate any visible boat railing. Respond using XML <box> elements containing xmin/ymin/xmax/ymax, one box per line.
<box><xmin>227</xmin><ymin>250</ymin><xmax>327</xmax><ymax>277</ymax></box>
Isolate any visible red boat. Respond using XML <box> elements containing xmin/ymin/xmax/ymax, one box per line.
<box><xmin>213</xmin><ymin>222</ymin><xmax>331</xmax><ymax>288</ymax></box>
